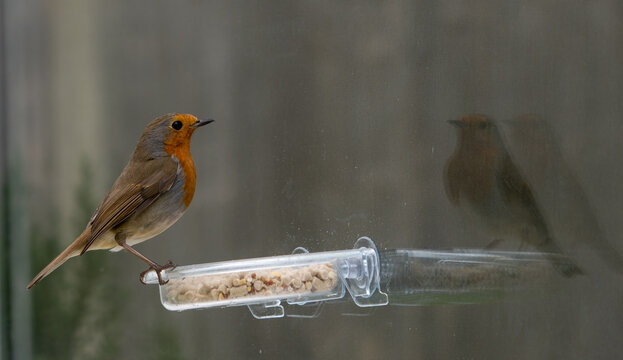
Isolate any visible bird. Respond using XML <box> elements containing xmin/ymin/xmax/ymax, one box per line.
<box><xmin>27</xmin><ymin>113</ymin><xmax>213</xmax><ymax>289</ymax></box>
<box><xmin>444</xmin><ymin>114</ymin><xmax>582</xmax><ymax>277</ymax></box>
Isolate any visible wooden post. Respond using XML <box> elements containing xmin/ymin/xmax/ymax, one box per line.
<box><xmin>2</xmin><ymin>0</ymin><xmax>35</xmax><ymax>359</ymax></box>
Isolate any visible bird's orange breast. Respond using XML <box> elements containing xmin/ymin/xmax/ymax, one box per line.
<box><xmin>164</xmin><ymin>134</ymin><xmax>196</xmax><ymax>208</ymax></box>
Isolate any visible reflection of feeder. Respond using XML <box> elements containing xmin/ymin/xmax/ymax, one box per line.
<box><xmin>144</xmin><ymin>237</ymin><xmax>570</xmax><ymax>319</ymax></box>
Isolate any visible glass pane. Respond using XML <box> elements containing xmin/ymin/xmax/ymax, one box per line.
<box><xmin>3</xmin><ymin>2</ymin><xmax>622</xmax><ymax>359</ymax></box>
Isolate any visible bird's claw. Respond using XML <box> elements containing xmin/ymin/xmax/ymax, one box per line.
<box><xmin>139</xmin><ymin>260</ymin><xmax>178</xmax><ymax>285</ymax></box>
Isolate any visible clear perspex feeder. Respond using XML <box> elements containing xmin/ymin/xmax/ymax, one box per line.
<box><xmin>143</xmin><ymin>237</ymin><xmax>387</xmax><ymax>318</ymax></box>
<box><xmin>143</xmin><ymin>237</ymin><xmax>568</xmax><ymax>319</ymax></box>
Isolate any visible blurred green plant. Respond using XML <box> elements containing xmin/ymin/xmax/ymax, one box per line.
<box><xmin>30</xmin><ymin>160</ymin><xmax>121</xmax><ymax>360</ymax></box>
<box><xmin>1</xmin><ymin>176</ymin><xmax>9</xmax><ymax>360</ymax></box>
<box><xmin>30</xmin><ymin>159</ymin><xmax>188</xmax><ymax>359</ymax></box>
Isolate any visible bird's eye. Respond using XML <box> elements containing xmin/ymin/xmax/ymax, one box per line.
<box><xmin>171</xmin><ymin>121</ymin><xmax>183</xmax><ymax>130</ymax></box>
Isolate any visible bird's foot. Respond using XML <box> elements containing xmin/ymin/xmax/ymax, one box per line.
<box><xmin>139</xmin><ymin>260</ymin><xmax>177</xmax><ymax>285</ymax></box>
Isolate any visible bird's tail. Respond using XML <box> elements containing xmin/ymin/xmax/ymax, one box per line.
<box><xmin>27</xmin><ymin>232</ymin><xmax>86</xmax><ymax>289</ymax></box>
<box><xmin>539</xmin><ymin>240</ymin><xmax>583</xmax><ymax>277</ymax></box>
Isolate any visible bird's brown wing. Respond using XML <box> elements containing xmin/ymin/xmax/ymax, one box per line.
<box><xmin>498</xmin><ymin>154</ymin><xmax>536</xmax><ymax>206</ymax></box>
<box><xmin>498</xmin><ymin>153</ymin><xmax>550</xmax><ymax>233</ymax></box>
<box><xmin>80</xmin><ymin>156</ymin><xmax>178</xmax><ymax>254</ymax></box>
<box><xmin>499</xmin><ymin>156</ymin><xmax>583</xmax><ymax>275</ymax></box>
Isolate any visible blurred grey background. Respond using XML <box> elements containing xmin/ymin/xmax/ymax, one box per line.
<box><xmin>1</xmin><ymin>1</ymin><xmax>622</xmax><ymax>359</ymax></box>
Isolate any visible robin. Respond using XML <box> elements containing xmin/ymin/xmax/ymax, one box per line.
<box><xmin>27</xmin><ymin>113</ymin><xmax>213</xmax><ymax>289</ymax></box>
<box><xmin>444</xmin><ymin>114</ymin><xmax>582</xmax><ymax>277</ymax></box>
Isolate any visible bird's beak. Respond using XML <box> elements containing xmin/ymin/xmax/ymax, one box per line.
<box><xmin>447</xmin><ymin>119</ymin><xmax>463</xmax><ymax>127</ymax></box>
<box><xmin>191</xmin><ymin>119</ymin><xmax>215</xmax><ymax>128</ymax></box>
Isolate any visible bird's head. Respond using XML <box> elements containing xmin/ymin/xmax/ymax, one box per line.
<box><xmin>135</xmin><ymin>113</ymin><xmax>214</xmax><ymax>159</ymax></box>
<box><xmin>448</xmin><ymin>114</ymin><xmax>499</xmax><ymax>147</ymax></box>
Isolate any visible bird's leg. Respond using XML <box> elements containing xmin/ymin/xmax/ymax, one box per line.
<box><xmin>115</xmin><ymin>235</ymin><xmax>176</xmax><ymax>285</ymax></box>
